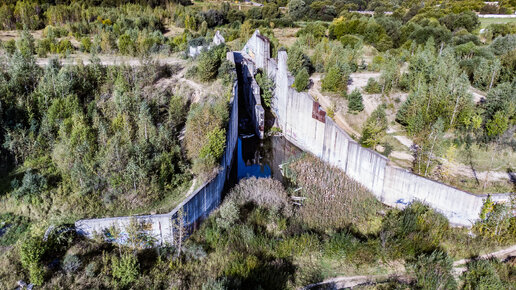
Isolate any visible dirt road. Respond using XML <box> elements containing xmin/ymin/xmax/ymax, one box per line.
<box><xmin>302</xmin><ymin>244</ymin><xmax>516</xmax><ymax>289</ymax></box>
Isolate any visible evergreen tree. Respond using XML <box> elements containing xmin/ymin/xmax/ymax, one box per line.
<box><xmin>360</xmin><ymin>105</ymin><xmax>388</xmax><ymax>148</ymax></box>
<box><xmin>293</xmin><ymin>68</ymin><xmax>309</xmax><ymax>92</ymax></box>
<box><xmin>348</xmin><ymin>89</ymin><xmax>364</xmax><ymax>113</ymax></box>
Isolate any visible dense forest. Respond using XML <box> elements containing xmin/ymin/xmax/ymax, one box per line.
<box><xmin>0</xmin><ymin>0</ymin><xmax>515</xmax><ymax>288</ymax></box>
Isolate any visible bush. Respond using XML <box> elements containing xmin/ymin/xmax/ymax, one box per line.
<box><xmin>80</xmin><ymin>37</ymin><xmax>91</xmax><ymax>53</ymax></box>
<box><xmin>462</xmin><ymin>259</ymin><xmax>505</xmax><ymax>289</ymax></box>
<box><xmin>380</xmin><ymin>202</ymin><xmax>450</xmax><ymax>259</ymax></box>
<box><xmin>36</xmin><ymin>38</ymin><xmax>52</xmax><ymax>57</ymax></box>
<box><xmin>228</xmin><ymin>177</ymin><xmax>291</xmax><ymax>215</ymax></box>
<box><xmin>321</xmin><ymin>65</ymin><xmax>347</xmax><ymax>93</ymax></box>
<box><xmin>216</xmin><ymin>200</ymin><xmax>239</xmax><ymax>230</ymax></box>
<box><xmin>3</xmin><ymin>39</ymin><xmax>16</xmax><ymax>55</ymax></box>
<box><xmin>112</xmin><ymin>253</ymin><xmax>140</xmax><ymax>287</ymax></box>
<box><xmin>0</xmin><ymin>213</ymin><xmax>30</xmax><ymax>246</ymax></box>
<box><xmin>347</xmin><ymin>89</ymin><xmax>364</xmax><ymax>112</ymax></box>
<box><xmin>411</xmin><ymin>251</ymin><xmax>457</xmax><ymax>290</ymax></box>
<box><xmin>62</xmin><ymin>254</ymin><xmax>81</xmax><ymax>273</ymax></box>
<box><xmin>293</xmin><ymin>68</ymin><xmax>309</xmax><ymax>92</ymax></box>
<box><xmin>199</xmin><ymin>127</ymin><xmax>226</xmax><ymax>162</ymax></box>
<box><xmin>118</xmin><ymin>34</ymin><xmax>136</xmax><ymax>55</ymax></box>
<box><xmin>360</xmin><ymin>105</ymin><xmax>387</xmax><ymax>148</ymax></box>
<box><xmin>11</xmin><ymin>169</ymin><xmax>47</xmax><ymax>202</ymax></box>
<box><xmin>20</xmin><ymin>236</ymin><xmax>47</xmax><ymax>285</ymax></box>
<box><xmin>255</xmin><ymin>71</ymin><xmax>274</xmax><ymax>107</ymax></box>
<box><xmin>197</xmin><ymin>45</ymin><xmax>227</xmax><ymax>82</ymax></box>
<box><xmin>55</xmin><ymin>39</ymin><xmax>73</xmax><ymax>55</ymax></box>
<box><xmin>287</xmin><ymin>45</ymin><xmax>311</xmax><ymax>76</ymax></box>
<box><xmin>185</xmin><ymin>101</ymin><xmax>228</xmax><ymax>175</ymax></box>
<box><xmin>364</xmin><ymin>77</ymin><xmax>381</xmax><ymax>94</ymax></box>
<box><xmin>218</xmin><ymin>60</ymin><xmax>236</xmax><ymax>86</ymax></box>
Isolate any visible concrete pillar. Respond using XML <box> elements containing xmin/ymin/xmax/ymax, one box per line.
<box><xmin>275</xmin><ymin>51</ymin><xmax>289</xmax><ymax>131</ymax></box>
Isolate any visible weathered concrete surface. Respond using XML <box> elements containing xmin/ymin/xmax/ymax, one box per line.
<box><xmin>75</xmin><ymin>77</ymin><xmax>239</xmax><ymax>245</ymax></box>
<box><xmin>245</xmin><ymin>32</ymin><xmax>514</xmax><ymax>227</ymax></box>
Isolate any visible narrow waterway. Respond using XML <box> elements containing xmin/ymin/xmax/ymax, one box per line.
<box><xmin>231</xmin><ymin>57</ymin><xmax>302</xmax><ymax>183</ymax></box>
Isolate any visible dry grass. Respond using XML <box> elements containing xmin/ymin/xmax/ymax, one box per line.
<box><xmin>273</xmin><ymin>28</ymin><xmax>300</xmax><ymax>48</ymax></box>
<box><xmin>0</xmin><ymin>30</ymin><xmax>44</xmax><ymax>42</ymax></box>
<box><xmin>285</xmin><ymin>154</ymin><xmax>385</xmax><ymax>235</ymax></box>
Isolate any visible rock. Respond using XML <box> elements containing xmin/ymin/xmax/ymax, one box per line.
<box><xmin>213</xmin><ymin>30</ymin><xmax>225</xmax><ymax>46</ymax></box>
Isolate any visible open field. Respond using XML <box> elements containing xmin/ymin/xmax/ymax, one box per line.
<box><xmin>480</xmin><ymin>17</ymin><xmax>516</xmax><ymax>28</ymax></box>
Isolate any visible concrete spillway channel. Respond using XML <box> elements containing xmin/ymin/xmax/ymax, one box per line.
<box><xmin>230</xmin><ymin>52</ymin><xmax>302</xmax><ymax>184</ymax></box>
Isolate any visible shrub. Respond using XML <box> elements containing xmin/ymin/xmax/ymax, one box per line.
<box><xmin>184</xmin><ymin>101</ymin><xmax>228</xmax><ymax>173</ymax></box>
<box><xmin>16</xmin><ymin>30</ymin><xmax>36</xmax><ymax>57</ymax></box>
<box><xmin>340</xmin><ymin>35</ymin><xmax>361</xmax><ymax>48</ymax></box>
<box><xmin>287</xmin><ymin>45</ymin><xmax>311</xmax><ymax>76</ymax></box>
<box><xmin>347</xmin><ymin>89</ymin><xmax>364</xmax><ymax>112</ymax></box>
<box><xmin>55</xmin><ymin>39</ymin><xmax>73</xmax><ymax>55</ymax></box>
<box><xmin>118</xmin><ymin>34</ymin><xmax>135</xmax><ymax>55</ymax></box>
<box><xmin>474</xmin><ymin>197</ymin><xmax>516</xmax><ymax>244</ymax></box>
<box><xmin>462</xmin><ymin>259</ymin><xmax>505</xmax><ymax>289</ymax></box>
<box><xmin>218</xmin><ymin>60</ymin><xmax>236</xmax><ymax>86</ymax></box>
<box><xmin>321</xmin><ymin>65</ymin><xmax>347</xmax><ymax>93</ymax></box>
<box><xmin>36</xmin><ymin>38</ymin><xmax>52</xmax><ymax>57</ymax></box>
<box><xmin>197</xmin><ymin>45</ymin><xmax>226</xmax><ymax>82</ymax></box>
<box><xmin>0</xmin><ymin>213</ymin><xmax>30</xmax><ymax>246</ymax></box>
<box><xmin>3</xmin><ymin>39</ymin><xmax>16</xmax><ymax>55</ymax></box>
<box><xmin>11</xmin><ymin>169</ymin><xmax>47</xmax><ymax>202</ymax></box>
<box><xmin>364</xmin><ymin>77</ymin><xmax>381</xmax><ymax>94</ymax></box>
<box><xmin>255</xmin><ymin>71</ymin><xmax>274</xmax><ymax>107</ymax></box>
<box><xmin>62</xmin><ymin>254</ymin><xmax>81</xmax><ymax>273</ymax></box>
<box><xmin>85</xmin><ymin>261</ymin><xmax>98</xmax><ymax>277</ymax></box>
<box><xmin>216</xmin><ymin>200</ymin><xmax>239</xmax><ymax>230</ymax></box>
<box><xmin>360</xmin><ymin>105</ymin><xmax>387</xmax><ymax>148</ymax></box>
<box><xmin>380</xmin><ymin>201</ymin><xmax>450</xmax><ymax>259</ymax></box>
<box><xmin>228</xmin><ymin>177</ymin><xmax>291</xmax><ymax>215</ymax></box>
<box><xmin>111</xmin><ymin>253</ymin><xmax>140</xmax><ymax>287</ymax></box>
<box><xmin>80</xmin><ymin>37</ymin><xmax>91</xmax><ymax>53</ymax></box>
<box><xmin>199</xmin><ymin>127</ymin><xmax>226</xmax><ymax>162</ymax></box>
<box><xmin>293</xmin><ymin>68</ymin><xmax>309</xmax><ymax>92</ymax></box>
<box><xmin>411</xmin><ymin>251</ymin><xmax>457</xmax><ymax>290</ymax></box>
<box><xmin>20</xmin><ymin>236</ymin><xmax>47</xmax><ymax>285</ymax></box>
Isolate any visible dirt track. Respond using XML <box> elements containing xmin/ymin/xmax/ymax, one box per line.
<box><xmin>302</xmin><ymin>244</ymin><xmax>516</xmax><ymax>289</ymax></box>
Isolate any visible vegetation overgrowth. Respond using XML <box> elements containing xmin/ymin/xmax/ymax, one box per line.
<box><xmin>0</xmin><ymin>0</ymin><xmax>515</xmax><ymax>288</ymax></box>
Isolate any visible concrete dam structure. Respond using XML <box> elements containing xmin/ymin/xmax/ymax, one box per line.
<box><xmin>75</xmin><ymin>78</ymin><xmax>240</xmax><ymax>246</ymax></box>
<box><xmin>243</xmin><ymin>30</ymin><xmax>512</xmax><ymax>227</ymax></box>
<box><xmin>75</xmin><ymin>31</ymin><xmax>512</xmax><ymax>247</ymax></box>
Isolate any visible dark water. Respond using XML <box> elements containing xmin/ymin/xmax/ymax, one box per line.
<box><xmin>236</xmin><ymin>134</ymin><xmax>301</xmax><ymax>182</ymax></box>
<box><xmin>233</xmin><ymin>56</ymin><xmax>301</xmax><ymax>183</ymax></box>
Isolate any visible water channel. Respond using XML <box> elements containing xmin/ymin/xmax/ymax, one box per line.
<box><xmin>230</xmin><ymin>61</ymin><xmax>302</xmax><ymax>184</ymax></box>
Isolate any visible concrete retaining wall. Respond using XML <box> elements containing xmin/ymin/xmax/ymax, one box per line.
<box><xmin>75</xmin><ymin>78</ymin><xmax>239</xmax><ymax>245</ymax></box>
<box><xmin>256</xmin><ymin>36</ymin><xmax>512</xmax><ymax>226</ymax></box>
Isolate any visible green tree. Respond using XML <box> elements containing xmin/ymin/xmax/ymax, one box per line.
<box><xmin>16</xmin><ymin>30</ymin><xmax>35</xmax><ymax>57</ymax></box>
<box><xmin>255</xmin><ymin>71</ymin><xmax>274</xmax><ymax>107</ymax></box>
<box><xmin>112</xmin><ymin>253</ymin><xmax>140</xmax><ymax>287</ymax></box>
<box><xmin>118</xmin><ymin>34</ymin><xmax>135</xmax><ymax>55</ymax></box>
<box><xmin>321</xmin><ymin>65</ymin><xmax>347</xmax><ymax>93</ymax></box>
<box><xmin>199</xmin><ymin>127</ymin><xmax>226</xmax><ymax>162</ymax></box>
<box><xmin>20</xmin><ymin>236</ymin><xmax>47</xmax><ymax>286</ymax></box>
<box><xmin>197</xmin><ymin>45</ymin><xmax>226</xmax><ymax>82</ymax></box>
<box><xmin>462</xmin><ymin>259</ymin><xmax>505</xmax><ymax>290</ymax></box>
<box><xmin>411</xmin><ymin>251</ymin><xmax>457</xmax><ymax>290</ymax></box>
<box><xmin>360</xmin><ymin>105</ymin><xmax>387</xmax><ymax>148</ymax></box>
<box><xmin>287</xmin><ymin>45</ymin><xmax>310</xmax><ymax>76</ymax></box>
<box><xmin>486</xmin><ymin>111</ymin><xmax>509</xmax><ymax>138</ymax></box>
<box><xmin>288</xmin><ymin>0</ymin><xmax>308</xmax><ymax>19</ymax></box>
<box><xmin>293</xmin><ymin>68</ymin><xmax>309</xmax><ymax>92</ymax></box>
<box><xmin>347</xmin><ymin>89</ymin><xmax>364</xmax><ymax>113</ymax></box>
